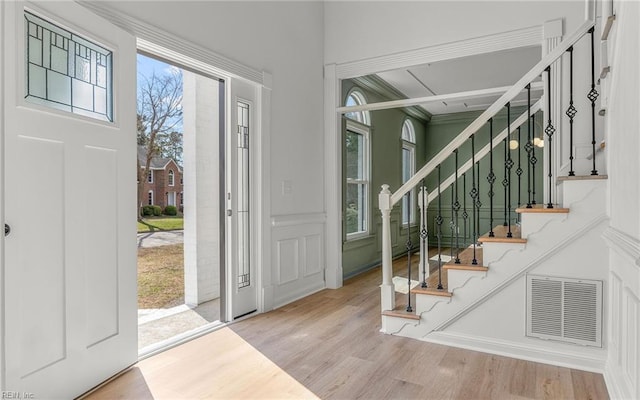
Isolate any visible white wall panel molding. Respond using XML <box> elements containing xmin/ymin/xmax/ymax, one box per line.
<box><xmin>271</xmin><ymin>212</ymin><xmax>326</xmax><ymax>228</ymax></box>
<box><xmin>78</xmin><ymin>1</ymin><xmax>263</xmax><ymax>84</ymax></box>
<box><xmin>271</xmin><ymin>222</ymin><xmax>326</xmax><ymax>308</ymax></box>
<box><xmin>335</xmin><ymin>25</ymin><xmax>543</xmax><ymax>79</ymax></box>
<box><xmin>603</xmin><ymin>226</ymin><xmax>640</xmax><ymax>266</ymax></box>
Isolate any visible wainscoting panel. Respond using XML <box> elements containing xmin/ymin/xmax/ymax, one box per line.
<box><xmin>271</xmin><ymin>213</ymin><xmax>326</xmax><ymax>308</ymax></box>
<box><xmin>603</xmin><ymin>227</ymin><xmax>640</xmax><ymax>399</ymax></box>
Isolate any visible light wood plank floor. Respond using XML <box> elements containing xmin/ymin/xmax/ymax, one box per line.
<box><xmin>85</xmin><ymin>254</ymin><xmax>609</xmax><ymax>399</ymax></box>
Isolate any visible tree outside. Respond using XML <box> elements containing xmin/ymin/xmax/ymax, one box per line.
<box><xmin>137</xmin><ymin>55</ymin><xmax>184</xmax><ymax>218</ymax></box>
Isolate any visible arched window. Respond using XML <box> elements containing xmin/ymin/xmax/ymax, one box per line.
<box><xmin>344</xmin><ymin>90</ymin><xmax>370</xmax><ymax>126</ymax></box>
<box><xmin>168</xmin><ymin>169</ymin><xmax>175</xmax><ymax>186</ymax></box>
<box><xmin>401</xmin><ymin>119</ymin><xmax>416</xmax><ymax>225</ymax></box>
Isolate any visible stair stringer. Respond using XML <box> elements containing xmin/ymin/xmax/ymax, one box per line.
<box><xmin>386</xmin><ymin>184</ymin><xmax>606</xmax><ymax>338</ymax></box>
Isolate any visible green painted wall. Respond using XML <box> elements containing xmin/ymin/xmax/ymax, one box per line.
<box><xmin>424</xmin><ymin>107</ymin><xmax>545</xmax><ymax>247</ymax></box>
<box><xmin>341</xmin><ymin>80</ymin><xmax>428</xmax><ymax>278</ymax></box>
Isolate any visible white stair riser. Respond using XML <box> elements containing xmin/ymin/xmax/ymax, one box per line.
<box><xmin>520</xmin><ymin>213</ymin><xmax>567</xmax><ymax>238</ymax></box>
<box><xmin>482</xmin><ymin>242</ymin><xmax>526</xmax><ymax>265</ymax></box>
<box><xmin>381</xmin><ymin>315</ymin><xmax>418</xmax><ymax>334</ymax></box>
<box><xmin>415</xmin><ymin>294</ymin><xmax>451</xmax><ymax>315</ymax></box>
<box><xmin>561</xmin><ymin>179</ymin><xmax>606</xmax><ymax>209</ymax></box>
<box><xmin>447</xmin><ymin>269</ymin><xmax>488</xmax><ymax>291</ymax></box>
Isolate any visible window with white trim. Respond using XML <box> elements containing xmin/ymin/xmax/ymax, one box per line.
<box><xmin>168</xmin><ymin>169</ymin><xmax>175</xmax><ymax>186</ymax></box>
<box><xmin>345</xmin><ymin>90</ymin><xmax>370</xmax><ymax>126</ymax></box>
<box><xmin>148</xmin><ymin>190</ymin><xmax>154</xmax><ymax>205</ymax></box>
<box><xmin>147</xmin><ymin>169</ymin><xmax>153</xmax><ymax>183</ymax></box>
<box><xmin>345</xmin><ymin>120</ymin><xmax>370</xmax><ymax>238</ymax></box>
<box><xmin>401</xmin><ymin>119</ymin><xmax>416</xmax><ymax>225</ymax></box>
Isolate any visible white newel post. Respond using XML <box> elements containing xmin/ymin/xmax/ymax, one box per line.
<box><xmin>418</xmin><ymin>186</ymin><xmax>428</xmax><ymax>281</ymax></box>
<box><xmin>379</xmin><ymin>184</ymin><xmax>395</xmax><ymax>311</ymax></box>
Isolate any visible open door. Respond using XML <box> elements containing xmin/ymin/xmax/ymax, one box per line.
<box><xmin>227</xmin><ymin>79</ymin><xmax>258</xmax><ymax>319</ymax></box>
<box><xmin>2</xmin><ymin>2</ymin><xmax>137</xmax><ymax>398</ymax></box>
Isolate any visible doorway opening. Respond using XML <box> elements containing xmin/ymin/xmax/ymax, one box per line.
<box><xmin>136</xmin><ymin>53</ymin><xmax>224</xmax><ymax>352</ymax></box>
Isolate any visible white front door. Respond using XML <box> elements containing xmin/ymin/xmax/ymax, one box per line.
<box><xmin>228</xmin><ymin>79</ymin><xmax>258</xmax><ymax>319</ymax></box>
<box><xmin>2</xmin><ymin>2</ymin><xmax>137</xmax><ymax>398</ymax></box>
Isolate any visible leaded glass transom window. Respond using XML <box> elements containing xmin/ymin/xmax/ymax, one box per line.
<box><xmin>25</xmin><ymin>11</ymin><xmax>113</xmax><ymax>122</ymax></box>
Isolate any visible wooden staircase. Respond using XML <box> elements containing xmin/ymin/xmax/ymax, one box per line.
<box><xmin>380</xmin><ymin>176</ymin><xmax>606</xmax><ymax>341</ymax></box>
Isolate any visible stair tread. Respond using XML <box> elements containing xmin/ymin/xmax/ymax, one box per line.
<box><xmin>411</xmin><ymin>286</ymin><xmax>453</xmax><ymax>297</ymax></box>
<box><xmin>557</xmin><ymin>174</ymin><xmax>608</xmax><ymax>181</ymax></box>
<box><xmin>445</xmin><ymin>247</ymin><xmax>486</xmax><ymax>269</ymax></box>
<box><xmin>479</xmin><ymin>225</ymin><xmax>527</xmax><ymax>243</ymax></box>
<box><xmin>382</xmin><ymin>307</ymin><xmax>420</xmax><ymax>320</ymax></box>
<box><xmin>516</xmin><ymin>204</ymin><xmax>569</xmax><ymax>214</ymax></box>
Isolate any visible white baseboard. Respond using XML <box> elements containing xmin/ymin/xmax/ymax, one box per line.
<box><xmin>604</xmin><ymin>361</ymin><xmax>634</xmax><ymax>400</ymax></box>
<box><xmin>424</xmin><ymin>331</ymin><xmax>606</xmax><ymax>373</ymax></box>
<box><xmin>272</xmin><ymin>281</ymin><xmax>326</xmax><ymax>310</ymax></box>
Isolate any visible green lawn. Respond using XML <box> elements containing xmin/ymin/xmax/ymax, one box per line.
<box><xmin>137</xmin><ymin>217</ymin><xmax>184</xmax><ymax>233</ymax></box>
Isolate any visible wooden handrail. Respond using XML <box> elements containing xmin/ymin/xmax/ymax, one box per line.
<box><xmin>389</xmin><ymin>19</ymin><xmax>596</xmax><ymax>207</ymax></box>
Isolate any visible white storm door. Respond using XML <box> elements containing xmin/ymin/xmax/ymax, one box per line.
<box><xmin>2</xmin><ymin>2</ymin><xmax>137</xmax><ymax>399</ymax></box>
<box><xmin>228</xmin><ymin>79</ymin><xmax>258</xmax><ymax>319</ymax></box>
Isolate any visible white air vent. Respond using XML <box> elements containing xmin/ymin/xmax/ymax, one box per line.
<box><xmin>526</xmin><ymin>274</ymin><xmax>602</xmax><ymax>347</ymax></box>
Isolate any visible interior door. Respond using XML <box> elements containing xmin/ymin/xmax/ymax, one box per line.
<box><xmin>2</xmin><ymin>2</ymin><xmax>137</xmax><ymax>398</ymax></box>
<box><xmin>228</xmin><ymin>78</ymin><xmax>258</xmax><ymax>319</ymax></box>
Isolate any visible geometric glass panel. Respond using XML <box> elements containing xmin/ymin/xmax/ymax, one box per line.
<box><xmin>25</xmin><ymin>11</ymin><xmax>113</xmax><ymax>122</ymax></box>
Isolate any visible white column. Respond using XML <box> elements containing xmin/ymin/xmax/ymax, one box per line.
<box><xmin>379</xmin><ymin>184</ymin><xmax>395</xmax><ymax>311</ymax></box>
<box><xmin>183</xmin><ymin>71</ymin><xmax>221</xmax><ymax>307</ymax></box>
<box><xmin>417</xmin><ymin>186</ymin><xmax>429</xmax><ymax>283</ymax></box>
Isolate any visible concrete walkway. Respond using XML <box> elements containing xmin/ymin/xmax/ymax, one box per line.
<box><xmin>137</xmin><ymin>230</ymin><xmax>184</xmax><ymax>248</ymax></box>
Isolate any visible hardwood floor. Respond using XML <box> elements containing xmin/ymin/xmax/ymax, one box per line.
<box><xmin>85</xmin><ymin>254</ymin><xmax>609</xmax><ymax>399</ymax></box>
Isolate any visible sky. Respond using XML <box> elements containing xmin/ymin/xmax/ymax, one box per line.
<box><xmin>137</xmin><ymin>53</ymin><xmax>184</xmax><ymax>133</ymax></box>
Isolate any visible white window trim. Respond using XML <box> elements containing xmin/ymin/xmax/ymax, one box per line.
<box><xmin>168</xmin><ymin>169</ymin><xmax>175</xmax><ymax>186</ymax></box>
<box><xmin>147</xmin><ymin>169</ymin><xmax>153</xmax><ymax>183</ymax></box>
<box><xmin>148</xmin><ymin>190</ymin><xmax>154</xmax><ymax>206</ymax></box>
<box><xmin>344</xmin><ymin>89</ymin><xmax>371</xmax><ymax>126</ymax></box>
<box><xmin>401</xmin><ymin>140</ymin><xmax>416</xmax><ymax>226</ymax></box>
<box><xmin>345</xmin><ymin>119</ymin><xmax>371</xmax><ymax>241</ymax></box>
<box><xmin>401</xmin><ymin>119</ymin><xmax>417</xmax><ymax>226</ymax></box>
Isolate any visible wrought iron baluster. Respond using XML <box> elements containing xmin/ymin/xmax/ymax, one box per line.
<box><xmin>526</xmin><ymin>84</ymin><xmax>533</xmax><ymax>208</ymax></box>
<box><xmin>405</xmin><ymin>191</ymin><xmax>413</xmax><ymax>312</ymax></box>
<box><xmin>531</xmin><ymin>114</ymin><xmax>537</xmax><ymax>205</ymax></box>
<box><xmin>420</xmin><ymin>180</ymin><xmax>428</xmax><ymax>288</ymax></box>
<box><xmin>450</xmin><ymin>184</ymin><xmax>455</xmax><ymax>261</ymax></box>
<box><xmin>487</xmin><ymin>118</ymin><xmax>496</xmax><ymax>237</ymax></box>
<box><xmin>436</xmin><ymin>165</ymin><xmax>444</xmax><ymax>290</ymax></box>
<box><xmin>588</xmin><ymin>27</ymin><xmax>600</xmax><ymax>175</ymax></box>
<box><xmin>506</xmin><ymin>103</ymin><xmax>513</xmax><ymax>237</ymax></box>
<box><xmin>453</xmin><ymin>150</ymin><xmax>461</xmax><ymax>263</ymax></box>
<box><xmin>502</xmin><ymin>137</ymin><xmax>508</xmax><ymax>226</ymax></box>
<box><xmin>566</xmin><ymin>46</ymin><xmax>577</xmax><ymax>176</ymax></box>
<box><xmin>470</xmin><ymin>135</ymin><xmax>478</xmax><ymax>265</ymax></box>
<box><xmin>476</xmin><ymin>160</ymin><xmax>482</xmax><ymax>242</ymax></box>
<box><xmin>516</xmin><ymin>126</ymin><xmax>523</xmax><ymax>211</ymax></box>
<box><xmin>462</xmin><ymin>173</ymin><xmax>468</xmax><ymax>249</ymax></box>
<box><xmin>545</xmin><ymin>66</ymin><xmax>556</xmax><ymax>209</ymax></box>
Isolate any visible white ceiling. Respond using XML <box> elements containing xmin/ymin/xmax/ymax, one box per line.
<box><xmin>376</xmin><ymin>45</ymin><xmax>544</xmax><ymax>116</ymax></box>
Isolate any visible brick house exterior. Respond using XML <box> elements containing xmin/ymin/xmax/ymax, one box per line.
<box><xmin>138</xmin><ymin>146</ymin><xmax>184</xmax><ymax>211</ymax></box>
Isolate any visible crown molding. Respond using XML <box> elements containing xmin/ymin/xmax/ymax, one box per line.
<box><xmin>352</xmin><ymin>75</ymin><xmax>431</xmax><ymax>122</ymax></box>
<box><xmin>336</xmin><ymin>25</ymin><xmax>543</xmax><ymax>80</ymax></box>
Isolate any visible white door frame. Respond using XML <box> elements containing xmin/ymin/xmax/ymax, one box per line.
<box><xmin>323</xmin><ymin>25</ymin><xmax>545</xmax><ymax>289</ymax></box>
<box><xmin>76</xmin><ymin>2</ymin><xmax>272</xmax><ymax>315</ymax></box>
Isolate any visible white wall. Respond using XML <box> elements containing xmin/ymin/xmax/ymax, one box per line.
<box><xmin>602</xmin><ymin>1</ymin><xmax>640</xmax><ymax>398</ymax></box>
<box><xmin>101</xmin><ymin>1</ymin><xmax>325</xmax><ymax>217</ymax></box>
<box><xmin>324</xmin><ymin>1</ymin><xmax>585</xmax><ymax>65</ymax></box>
